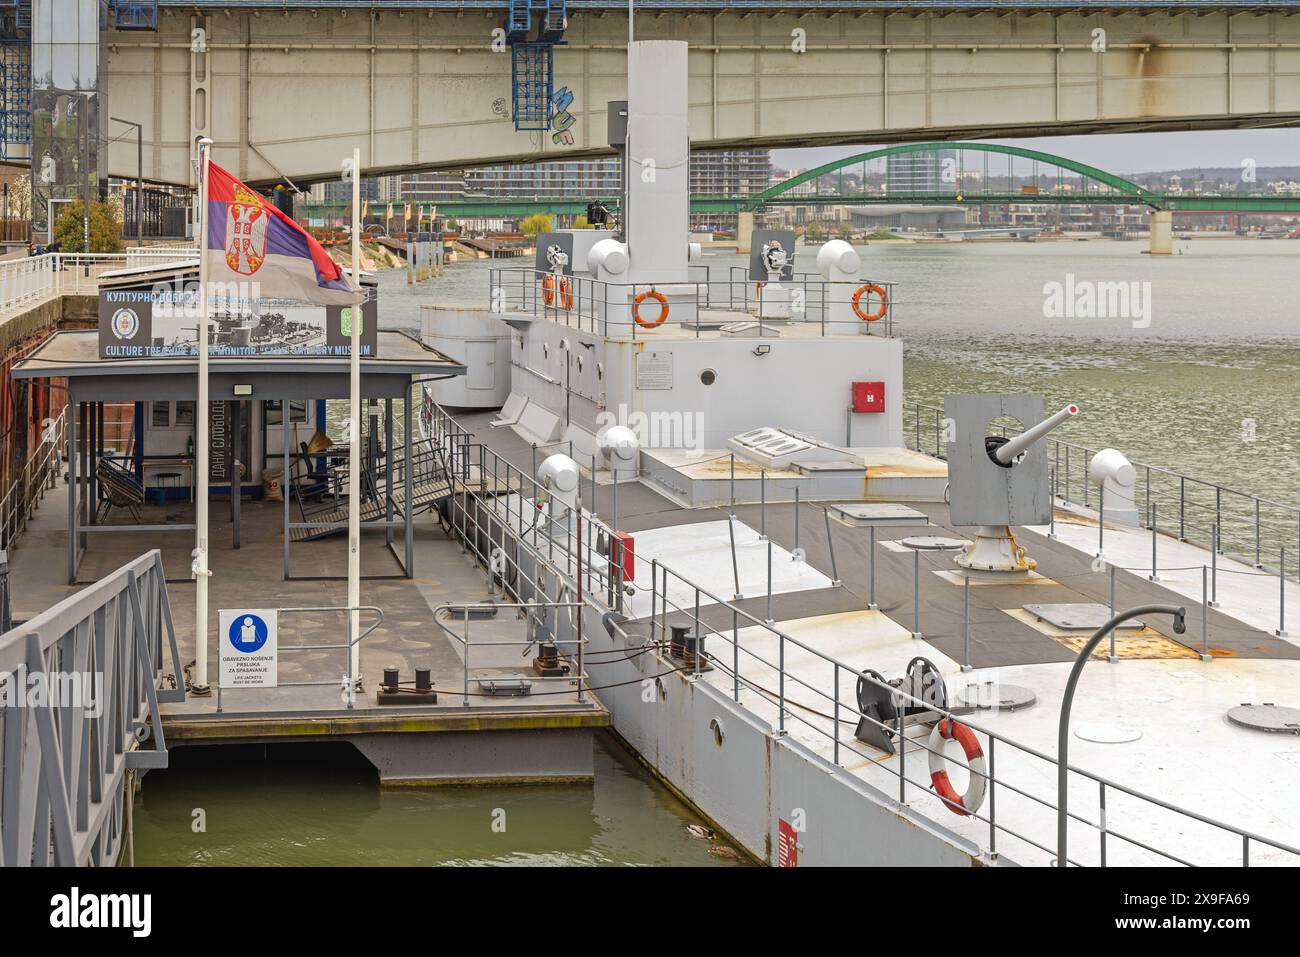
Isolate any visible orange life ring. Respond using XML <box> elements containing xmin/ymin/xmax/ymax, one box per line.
<box><xmin>755</xmin><ymin>280</ymin><xmax>766</xmax><ymax>296</ymax></box>
<box><xmin>928</xmin><ymin>719</ymin><xmax>988</xmax><ymax>817</ymax></box>
<box><xmin>542</xmin><ymin>272</ymin><xmax>557</xmax><ymax>306</ymax></box>
<box><xmin>558</xmin><ymin>276</ymin><xmax>573</xmax><ymax>310</ymax></box>
<box><xmin>851</xmin><ymin>282</ymin><xmax>889</xmax><ymax>322</ymax></box>
<box><xmin>633</xmin><ymin>289</ymin><xmax>669</xmax><ymax>328</ymax></box>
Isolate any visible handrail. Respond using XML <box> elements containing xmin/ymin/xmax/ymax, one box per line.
<box><xmin>488</xmin><ymin>264</ymin><xmax>901</xmax><ymax>339</ymax></box>
<box><xmin>428</xmin><ymin>398</ymin><xmax>1299</xmax><ymax>866</ymax></box>
<box><xmin>904</xmin><ymin>400</ymin><xmax>1300</xmax><ymax>579</ymax></box>
<box><xmin>0</xmin><ymin>404</ymin><xmax>68</xmax><ymax>553</ymax></box>
<box><xmin>0</xmin><ymin>548</ymin><xmax>185</xmax><ymax>866</ymax></box>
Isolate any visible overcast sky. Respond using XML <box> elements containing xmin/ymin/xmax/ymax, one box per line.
<box><xmin>772</xmin><ymin>129</ymin><xmax>1300</xmax><ymax>175</ymax></box>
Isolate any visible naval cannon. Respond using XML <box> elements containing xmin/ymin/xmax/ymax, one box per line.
<box><xmin>944</xmin><ymin>396</ymin><xmax>1079</xmax><ymax>576</ymax></box>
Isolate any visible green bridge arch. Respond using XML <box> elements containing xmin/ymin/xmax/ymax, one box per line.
<box><xmin>746</xmin><ymin>141</ymin><xmax>1161</xmax><ymax>211</ymax></box>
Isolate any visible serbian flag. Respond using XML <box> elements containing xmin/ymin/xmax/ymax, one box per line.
<box><xmin>204</xmin><ymin>161</ymin><xmax>357</xmax><ymax>305</ymax></box>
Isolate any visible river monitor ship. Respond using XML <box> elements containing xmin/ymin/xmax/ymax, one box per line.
<box><xmin>2</xmin><ymin>39</ymin><xmax>1298</xmax><ymax>873</ymax></box>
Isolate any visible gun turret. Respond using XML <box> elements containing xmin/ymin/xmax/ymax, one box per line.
<box><xmin>987</xmin><ymin>403</ymin><xmax>1078</xmax><ymax>467</ymax></box>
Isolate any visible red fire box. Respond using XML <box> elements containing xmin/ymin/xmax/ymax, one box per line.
<box><xmin>610</xmin><ymin>531</ymin><xmax>635</xmax><ymax>582</ymax></box>
<box><xmin>852</xmin><ymin>380</ymin><xmax>886</xmax><ymax>413</ymax></box>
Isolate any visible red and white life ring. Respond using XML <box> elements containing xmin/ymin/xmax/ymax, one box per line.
<box><xmin>928</xmin><ymin>719</ymin><xmax>987</xmax><ymax>816</ymax></box>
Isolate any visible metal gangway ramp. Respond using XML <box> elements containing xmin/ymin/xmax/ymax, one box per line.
<box><xmin>0</xmin><ymin>550</ymin><xmax>185</xmax><ymax>866</ymax></box>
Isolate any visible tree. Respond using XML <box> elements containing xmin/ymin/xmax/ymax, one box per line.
<box><xmin>53</xmin><ymin>199</ymin><xmax>123</xmax><ymax>253</ymax></box>
<box><xmin>444</xmin><ymin>218</ymin><xmax>460</xmax><ymax>233</ymax></box>
<box><xmin>804</xmin><ymin>221</ymin><xmax>825</xmax><ymax>240</ymax></box>
<box><xmin>572</xmin><ymin>215</ymin><xmax>590</xmax><ymax>229</ymax></box>
<box><xmin>520</xmin><ymin>213</ymin><xmax>554</xmax><ymax>237</ymax></box>
<box><xmin>836</xmin><ymin>222</ymin><xmax>854</xmax><ymax>239</ymax></box>
<box><xmin>5</xmin><ymin>173</ymin><xmax>32</xmax><ymax>220</ymax></box>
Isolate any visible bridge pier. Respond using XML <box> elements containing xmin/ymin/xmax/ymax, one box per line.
<box><xmin>736</xmin><ymin>212</ymin><xmax>754</xmax><ymax>253</ymax></box>
<box><xmin>1149</xmin><ymin>210</ymin><xmax>1173</xmax><ymax>255</ymax></box>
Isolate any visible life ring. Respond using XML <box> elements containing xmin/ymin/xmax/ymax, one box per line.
<box><xmin>557</xmin><ymin>276</ymin><xmax>573</xmax><ymax>310</ymax></box>
<box><xmin>755</xmin><ymin>280</ymin><xmax>766</xmax><ymax>296</ymax></box>
<box><xmin>633</xmin><ymin>289</ymin><xmax>669</xmax><ymax>328</ymax></box>
<box><xmin>851</xmin><ymin>282</ymin><xmax>889</xmax><ymax>322</ymax></box>
<box><xmin>542</xmin><ymin>272</ymin><xmax>557</xmax><ymax>306</ymax></box>
<box><xmin>928</xmin><ymin>719</ymin><xmax>987</xmax><ymax>816</ymax></box>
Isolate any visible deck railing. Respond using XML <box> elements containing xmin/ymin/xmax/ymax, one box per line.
<box><xmin>488</xmin><ymin>264</ymin><xmax>899</xmax><ymax>338</ymax></box>
<box><xmin>0</xmin><ymin>404</ymin><xmax>67</xmax><ymax>553</ymax></box>
<box><xmin>903</xmin><ymin>401</ymin><xmax>1300</xmax><ymax>582</ymax></box>
<box><xmin>0</xmin><ymin>249</ymin><xmax>198</xmax><ymax>316</ymax></box>
<box><xmin>428</xmin><ymin>399</ymin><xmax>1300</xmax><ymax>867</ymax></box>
<box><xmin>0</xmin><ymin>549</ymin><xmax>185</xmax><ymax>866</ymax></box>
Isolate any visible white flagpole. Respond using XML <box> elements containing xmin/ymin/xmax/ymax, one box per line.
<box><xmin>193</xmin><ymin>136</ymin><xmax>213</xmax><ymax>694</ymax></box>
<box><xmin>348</xmin><ymin>146</ymin><xmax>362</xmax><ymax>689</ymax></box>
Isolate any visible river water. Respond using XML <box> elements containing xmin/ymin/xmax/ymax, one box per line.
<box><xmin>137</xmin><ymin>236</ymin><xmax>1298</xmax><ymax>867</ymax></box>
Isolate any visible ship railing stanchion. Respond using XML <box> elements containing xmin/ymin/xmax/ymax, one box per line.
<box><xmin>1255</xmin><ymin>498</ymin><xmax>1262</xmax><ymax>567</ymax></box>
<box><xmin>729</xmin><ymin>453</ymin><xmax>735</xmax><ymax>516</ymax></box>
<box><xmin>733</xmin><ymin>607</ymin><xmax>740</xmax><ymax>703</ymax></box>
<box><xmin>867</xmin><ymin>524</ymin><xmax>877</xmax><ymax>608</ymax></box>
<box><xmin>1097</xmin><ymin>492</ymin><xmax>1104</xmax><ymax>556</ymax></box>
<box><xmin>778</xmin><ymin>629</ymin><xmax>785</xmax><ymax>733</ymax></box>
<box><xmin>987</xmin><ymin>736</ymin><xmax>997</xmax><ymax>858</ymax></box>
<box><xmin>1211</xmin><ymin>523</ymin><xmax>1220</xmax><ymax>606</ymax></box>
<box><xmin>792</xmin><ymin>487</ymin><xmax>800</xmax><ymax>561</ymax></box>
<box><xmin>962</xmin><ymin>574</ymin><xmax>972</xmax><ymax>672</ymax></box>
<box><xmin>1148</xmin><ymin>502</ymin><xmax>1160</xmax><ymax>582</ymax></box>
<box><xmin>833</xmin><ymin>664</ymin><xmax>840</xmax><ymax>764</ymax></box>
<box><xmin>1201</xmin><ymin>565</ymin><xmax>1213</xmax><ymax>662</ymax></box>
<box><xmin>1108</xmin><ymin>563</ymin><xmax>1118</xmax><ymax>663</ymax></box>
<box><xmin>728</xmin><ymin>514</ymin><xmax>742</xmax><ymax>600</ymax></box>
<box><xmin>765</xmin><ymin>534</ymin><xmax>773</xmax><ymax>625</ymax></box>
<box><xmin>1099</xmin><ymin>781</ymin><xmax>1108</xmax><ymax>866</ymax></box>
<box><xmin>823</xmin><ymin>506</ymin><xmax>841</xmax><ymax>587</ymax></box>
<box><xmin>759</xmin><ymin>469</ymin><xmax>767</xmax><ymax>540</ymax></box>
<box><xmin>1277</xmin><ymin>547</ymin><xmax>1289</xmax><ymax>638</ymax></box>
<box><xmin>912</xmin><ymin>547</ymin><xmax>922</xmax><ymax>640</ymax></box>
<box><xmin>1049</xmin><ymin>468</ymin><xmax>1057</xmax><ymax>539</ymax></box>
<box><xmin>693</xmin><ymin>586</ymin><xmax>702</xmax><ymax>676</ymax></box>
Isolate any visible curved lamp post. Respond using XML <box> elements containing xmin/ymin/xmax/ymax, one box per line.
<box><xmin>1057</xmin><ymin>603</ymin><xmax>1186</xmax><ymax>867</ymax></box>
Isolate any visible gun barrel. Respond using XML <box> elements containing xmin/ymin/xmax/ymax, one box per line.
<box><xmin>994</xmin><ymin>403</ymin><xmax>1079</xmax><ymax>464</ymax></box>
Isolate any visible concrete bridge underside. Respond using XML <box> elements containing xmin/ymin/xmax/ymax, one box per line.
<box><xmin>106</xmin><ymin>8</ymin><xmax>1300</xmax><ymax>185</ymax></box>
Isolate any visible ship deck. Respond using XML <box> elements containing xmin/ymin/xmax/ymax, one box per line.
<box><xmin>451</xmin><ymin>408</ymin><xmax>1300</xmax><ymax>866</ymax></box>
<box><xmin>8</xmin><ymin>486</ymin><xmax>607</xmax><ymax>784</ymax></box>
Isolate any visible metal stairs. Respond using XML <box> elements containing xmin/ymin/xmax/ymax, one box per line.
<box><xmin>506</xmin><ymin>0</ymin><xmax>567</xmax><ymax>132</ymax></box>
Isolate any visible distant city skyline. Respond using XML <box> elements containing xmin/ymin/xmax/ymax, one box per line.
<box><xmin>772</xmin><ymin>128</ymin><xmax>1300</xmax><ymax>176</ymax></box>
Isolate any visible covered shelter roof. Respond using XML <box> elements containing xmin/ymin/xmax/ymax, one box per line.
<box><xmin>12</xmin><ymin>329</ymin><xmax>465</xmax><ymax>401</ymax></box>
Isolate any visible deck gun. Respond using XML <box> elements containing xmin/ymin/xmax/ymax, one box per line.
<box><xmin>944</xmin><ymin>395</ymin><xmax>1080</xmax><ymax>577</ymax></box>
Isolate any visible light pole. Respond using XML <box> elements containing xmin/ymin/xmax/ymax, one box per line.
<box><xmin>110</xmin><ymin>117</ymin><xmax>144</xmax><ymax>243</ymax></box>
<box><xmin>1056</xmin><ymin>603</ymin><xmax>1186</xmax><ymax>867</ymax></box>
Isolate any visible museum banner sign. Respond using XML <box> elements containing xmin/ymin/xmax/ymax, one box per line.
<box><xmin>98</xmin><ymin>284</ymin><xmax>378</xmax><ymax>360</ymax></box>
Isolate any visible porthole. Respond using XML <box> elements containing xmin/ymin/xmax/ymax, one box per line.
<box><xmin>700</xmin><ymin>368</ymin><xmax>717</xmax><ymax>386</ymax></box>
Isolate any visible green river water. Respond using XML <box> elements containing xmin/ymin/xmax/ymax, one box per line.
<box><xmin>135</xmin><ymin>237</ymin><xmax>1299</xmax><ymax>866</ymax></box>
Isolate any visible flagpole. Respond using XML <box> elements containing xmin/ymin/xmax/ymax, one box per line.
<box><xmin>193</xmin><ymin>136</ymin><xmax>214</xmax><ymax>695</ymax></box>
<box><xmin>348</xmin><ymin>146</ymin><xmax>362</xmax><ymax>690</ymax></box>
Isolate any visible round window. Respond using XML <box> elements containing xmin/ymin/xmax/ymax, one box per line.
<box><xmin>700</xmin><ymin>369</ymin><xmax>717</xmax><ymax>386</ymax></box>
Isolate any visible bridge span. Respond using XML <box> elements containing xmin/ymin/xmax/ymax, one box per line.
<box><xmin>103</xmin><ymin>2</ymin><xmax>1300</xmax><ymax>187</ymax></box>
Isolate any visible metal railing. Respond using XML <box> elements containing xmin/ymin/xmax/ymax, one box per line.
<box><xmin>0</xmin><ymin>404</ymin><xmax>67</xmax><ymax>553</ymax></box>
<box><xmin>488</xmin><ymin>264</ymin><xmax>900</xmax><ymax>338</ymax></box>
<box><xmin>904</xmin><ymin>401</ymin><xmax>1300</xmax><ymax>581</ymax></box>
<box><xmin>432</xmin><ymin>601</ymin><xmax>589</xmax><ymax>706</ymax></box>
<box><xmin>428</xmin><ymin>398</ymin><xmax>1299</xmax><ymax>866</ymax></box>
<box><xmin>0</xmin><ymin>249</ymin><xmax>198</xmax><ymax>316</ymax></box>
<box><xmin>0</xmin><ymin>549</ymin><xmax>185</xmax><ymax>866</ymax></box>
<box><xmin>644</xmin><ymin>551</ymin><xmax>1300</xmax><ymax>867</ymax></box>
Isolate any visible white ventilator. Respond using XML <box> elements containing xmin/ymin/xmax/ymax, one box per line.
<box><xmin>537</xmin><ymin>453</ymin><xmax>580</xmax><ymax>527</ymax></box>
<box><xmin>816</xmin><ymin>239</ymin><xmax>862</xmax><ymax>330</ymax></box>
<box><xmin>598</xmin><ymin>425</ymin><xmax>639</xmax><ymax>480</ymax></box>
<box><xmin>1088</xmin><ymin>447</ymin><xmax>1140</xmax><ymax>526</ymax></box>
